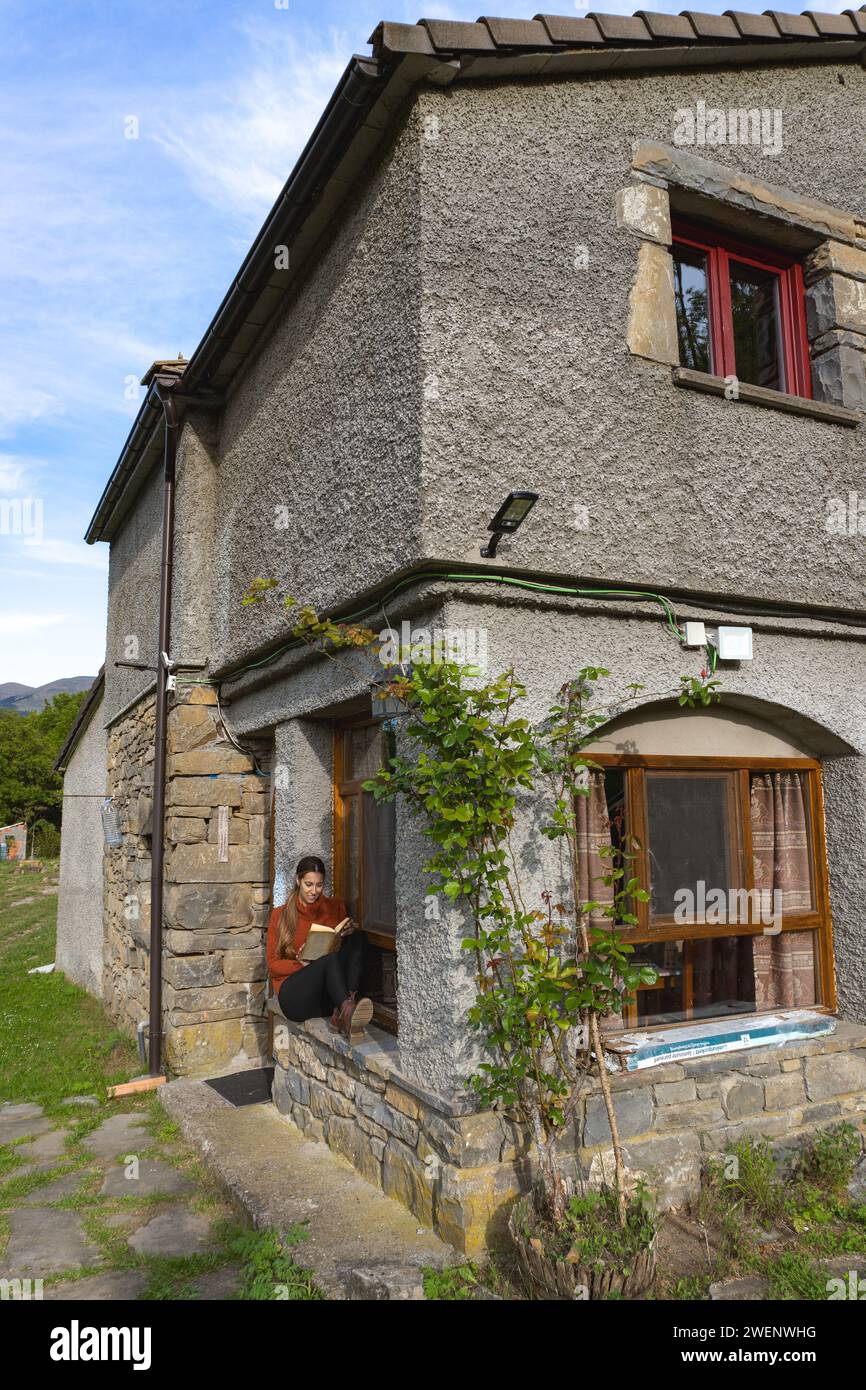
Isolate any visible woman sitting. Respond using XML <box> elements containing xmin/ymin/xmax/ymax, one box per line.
<box><xmin>267</xmin><ymin>855</ymin><xmax>372</xmax><ymax>1038</ymax></box>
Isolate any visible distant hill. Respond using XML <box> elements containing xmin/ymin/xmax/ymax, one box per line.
<box><xmin>0</xmin><ymin>677</ymin><xmax>97</xmax><ymax>715</ymax></box>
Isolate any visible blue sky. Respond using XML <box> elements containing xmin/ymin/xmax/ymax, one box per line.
<box><xmin>0</xmin><ymin>0</ymin><xmax>850</xmax><ymax>685</ymax></box>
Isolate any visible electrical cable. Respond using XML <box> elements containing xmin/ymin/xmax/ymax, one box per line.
<box><xmin>222</xmin><ymin>568</ymin><xmax>688</xmax><ymax>685</ymax></box>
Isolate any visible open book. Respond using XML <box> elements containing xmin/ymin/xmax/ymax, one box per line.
<box><xmin>298</xmin><ymin>918</ymin><xmax>351</xmax><ymax>963</ymax></box>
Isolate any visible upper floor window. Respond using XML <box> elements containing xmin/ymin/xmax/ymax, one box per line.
<box><xmin>671</xmin><ymin>219</ymin><xmax>812</xmax><ymax>398</ymax></box>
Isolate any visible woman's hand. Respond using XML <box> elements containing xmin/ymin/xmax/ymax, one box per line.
<box><xmin>341</xmin><ymin>919</ymin><xmax>358</xmax><ymax>937</ymax></box>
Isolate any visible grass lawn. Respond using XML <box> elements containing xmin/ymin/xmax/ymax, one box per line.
<box><xmin>0</xmin><ymin>858</ymin><xmax>321</xmax><ymax>1299</ymax></box>
<box><xmin>0</xmin><ymin>860</ymin><xmax>139</xmax><ymax>1111</ymax></box>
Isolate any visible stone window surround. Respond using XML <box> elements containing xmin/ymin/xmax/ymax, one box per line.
<box><xmin>619</xmin><ymin>141</ymin><xmax>866</xmax><ymax>417</ymax></box>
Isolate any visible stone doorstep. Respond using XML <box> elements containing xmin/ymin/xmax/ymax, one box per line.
<box><xmin>158</xmin><ymin>1078</ymin><xmax>459</xmax><ymax>1300</ymax></box>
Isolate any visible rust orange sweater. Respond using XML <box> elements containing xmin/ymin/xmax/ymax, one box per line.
<box><xmin>266</xmin><ymin>893</ymin><xmax>350</xmax><ymax>994</ymax></box>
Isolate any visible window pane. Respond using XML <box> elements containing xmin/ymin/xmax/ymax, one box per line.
<box><xmin>645</xmin><ymin>772</ymin><xmax>741</xmax><ymax>920</ymax></box>
<box><xmin>342</xmin><ymin>794</ymin><xmax>360</xmax><ymax>918</ymax></box>
<box><xmin>729</xmin><ymin>260</ymin><xmax>782</xmax><ymax>390</ymax></box>
<box><xmin>363</xmin><ymin>790</ymin><xmax>396</xmax><ymax>935</ymax></box>
<box><xmin>348</xmin><ymin>724</ymin><xmax>385</xmax><ymax>781</ymax></box>
<box><xmin>673</xmin><ymin>247</ymin><xmax>712</xmax><ymax>373</ymax></box>
<box><xmin>630</xmin><ymin>931</ymin><xmax>817</xmax><ymax>1026</ymax></box>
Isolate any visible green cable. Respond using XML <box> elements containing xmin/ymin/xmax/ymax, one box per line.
<box><xmin>224</xmin><ymin>569</ymin><xmax>687</xmax><ymax>682</ymax></box>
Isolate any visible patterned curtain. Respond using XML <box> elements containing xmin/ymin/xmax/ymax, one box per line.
<box><xmin>575</xmin><ymin>770</ymin><xmax>615</xmax><ymax>924</ymax></box>
<box><xmin>750</xmin><ymin>772</ymin><xmax>815</xmax><ymax>1009</ymax></box>
<box><xmin>575</xmin><ymin>771</ymin><xmax>621</xmax><ymax>1030</ymax></box>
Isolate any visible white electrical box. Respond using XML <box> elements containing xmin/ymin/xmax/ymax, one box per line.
<box><xmin>683</xmin><ymin>621</ymin><xmax>707</xmax><ymax>648</ymax></box>
<box><xmin>717</xmin><ymin>626</ymin><xmax>754</xmax><ymax>661</ymax></box>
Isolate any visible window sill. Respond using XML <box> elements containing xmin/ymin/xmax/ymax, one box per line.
<box><xmin>672</xmin><ymin>367</ymin><xmax>860</xmax><ymax>428</ymax></box>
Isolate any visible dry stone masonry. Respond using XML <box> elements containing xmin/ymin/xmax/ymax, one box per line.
<box><xmin>103</xmin><ymin>684</ymin><xmax>271</xmax><ymax>1076</ymax></box>
<box><xmin>271</xmin><ymin>1011</ymin><xmax>866</xmax><ymax>1255</ymax></box>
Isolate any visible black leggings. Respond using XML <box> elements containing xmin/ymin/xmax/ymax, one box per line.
<box><xmin>277</xmin><ymin>933</ymin><xmax>365</xmax><ymax>1023</ymax></box>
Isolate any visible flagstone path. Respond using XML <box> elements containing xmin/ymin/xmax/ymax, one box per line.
<box><xmin>0</xmin><ymin>1099</ymin><xmax>244</xmax><ymax>1300</ymax></box>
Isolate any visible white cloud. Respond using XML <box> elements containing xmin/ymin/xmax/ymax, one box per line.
<box><xmin>0</xmin><ymin>455</ymin><xmax>31</xmax><ymax>492</ymax></box>
<box><xmin>18</xmin><ymin>538</ymin><xmax>109</xmax><ymax>569</ymax></box>
<box><xmin>0</xmin><ymin>381</ymin><xmax>64</xmax><ymax>440</ymax></box>
<box><xmin>0</xmin><ymin>612</ymin><xmax>67</xmax><ymax>635</ymax></box>
<box><xmin>151</xmin><ymin>22</ymin><xmax>350</xmax><ymax>224</ymax></box>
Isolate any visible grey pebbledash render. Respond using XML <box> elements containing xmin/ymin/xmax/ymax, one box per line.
<box><xmin>56</xmin><ymin>9</ymin><xmax>866</xmax><ymax>1252</ymax></box>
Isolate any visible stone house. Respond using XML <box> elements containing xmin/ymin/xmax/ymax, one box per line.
<box><xmin>58</xmin><ymin>8</ymin><xmax>866</xmax><ymax>1252</ymax></box>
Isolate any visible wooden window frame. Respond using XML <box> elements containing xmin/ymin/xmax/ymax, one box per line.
<box><xmin>333</xmin><ymin>715</ymin><xmax>398</xmax><ymax>1033</ymax></box>
<box><xmin>592</xmin><ymin>754</ymin><xmax>836</xmax><ymax>1024</ymax></box>
<box><xmin>672</xmin><ymin>217</ymin><xmax>812</xmax><ymax>399</ymax></box>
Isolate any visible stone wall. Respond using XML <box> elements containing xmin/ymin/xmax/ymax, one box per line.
<box><xmin>103</xmin><ymin>683</ymin><xmax>272</xmax><ymax>1077</ymax></box>
<box><xmin>104</xmin><ymin>690</ymin><xmax>155</xmax><ymax>1030</ymax></box>
<box><xmin>271</xmin><ymin>1009</ymin><xmax>866</xmax><ymax>1256</ymax></box>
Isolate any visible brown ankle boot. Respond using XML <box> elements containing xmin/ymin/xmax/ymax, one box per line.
<box><xmin>337</xmin><ymin>991</ymin><xmax>373</xmax><ymax>1040</ymax></box>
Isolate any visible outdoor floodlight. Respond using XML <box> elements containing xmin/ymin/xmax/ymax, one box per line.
<box><xmin>715</xmin><ymin>626</ymin><xmax>754</xmax><ymax>661</ymax></box>
<box><xmin>480</xmin><ymin>490</ymin><xmax>539</xmax><ymax>558</ymax></box>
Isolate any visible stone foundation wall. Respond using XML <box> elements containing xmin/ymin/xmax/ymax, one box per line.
<box><xmin>271</xmin><ymin>1010</ymin><xmax>866</xmax><ymax>1256</ymax></box>
<box><xmin>103</xmin><ymin>684</ymin><xmax>271</xmax><ymax>1077</ymax></box>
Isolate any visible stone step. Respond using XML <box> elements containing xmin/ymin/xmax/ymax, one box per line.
<box><xmin>158</xmin><ymin>1076</ymin><xmax>460</xmax><ymax>1300</ymax></box>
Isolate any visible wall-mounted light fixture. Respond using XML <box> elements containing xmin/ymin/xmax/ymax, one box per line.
<box><xmin>715</xmin><ymin>626</ymin><xmax>753</xmax><ymax>661</ymax></box>
<box><xmin>370</xmin><ymin>664</ymin><xmax>410</xmax><ymax>722</ymax></box>
<box><xmin>480</xmin><ymin>490</ymin><xmax>539</xmax><ymax>558</ymax></box>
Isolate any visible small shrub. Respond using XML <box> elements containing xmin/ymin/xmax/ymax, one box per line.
<box><xmin>228</xmin><ymin>1227</ymin><xmax>322</xmax><ymax>1301</ymax></box>
<box><xmin>725</xmin><ymin>1138</ymin><xmax>784</xmax><ymax>1224</ymax></box>
<box><xmin>558</xmin><ymin>1183</ymin><xmax>657</xmax><ymax>1274</ymax></box>
<box><xmin>423</xmin><ymin>1263</ymin><xmax>478</xmax><ymax>1300</ymax></box>
<box><xmin>796</xmin><ymin>1124</ymin><xmax>861</xmax><ymax>1191</ymax></box>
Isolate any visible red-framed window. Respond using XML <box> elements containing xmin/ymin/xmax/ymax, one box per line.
<box><xmin>671</xmin><ymin>218</ymin><xmax>812</xmax><ymax>399</ymax></box>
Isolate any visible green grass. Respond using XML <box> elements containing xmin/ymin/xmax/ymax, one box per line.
<box><xmin>0</xmin><ymin>860</ymin><xmax>139</xmax><ymax>1109</ymax></box>
<box><xmin>423</xmin><ymin>1263</ymin><xmax>479</xmax><ymax>1300</ymax></box>
<box><xmin>226</xmin><ymin>1227</ymin><xmax>324</xmax><ymax>1300</ymax></box>
<box><xmin>689</xmin><ymin>1128</ymin><xmax>866</xmax><ymax>1301</ymax></box>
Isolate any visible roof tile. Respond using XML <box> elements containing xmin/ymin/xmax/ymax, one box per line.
<box><xmin>478</xmin><ymin>17</ymin><xmax>551</xmax><ymax>47</ymax></box>
<box><xmin>724</xmin><ymin>10</ymin><xmax>781</xmax><ymax>39</ymax></box>
<box><xmin>635</xmin><ymin>11</ymin><xmax>699</xmax><ymax>41</ymax></box>
<box><xmin>369</xmin><ymin>21</ymin><xmax>436</xmax><ymax>56</ymax></box>
<box><xmin>418</xmin><ymin>19</ymin><xmax>496</xmax><ymax>51</ymax></box>
<box><xmin>586</xmin><ymin>12</ymin><xmax>654</xmax><ymax>42</ymax></box>
<box><xmin>535</xmin><ymin>14</ymin><xmax>605</xmax><ymax>44</ymax></box>
<box><xmin>762</xmin><ymin>11</ymin><xmax>821</xmax><ymax>38</ymax></box>
<box><xmin>680</xmin><ymin>11</ymin><xmax>741</xmax><ymax>39</ymax></box>
<box><xmin>803</xmin><ymin>10</ymin><xmax>858</xmax><ymax>36</ymax></box>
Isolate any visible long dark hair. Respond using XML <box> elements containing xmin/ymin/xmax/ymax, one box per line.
<box><xmin>277</xmin><ymin>856</ymin><xmax>326</xmax><ymax>957</ymax></box>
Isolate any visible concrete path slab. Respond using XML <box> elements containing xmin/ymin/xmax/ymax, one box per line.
<box><xmin>62</xmin><ymin>1096</ymin><xmax>100</xmax><ymax>1108</ymax></box>
<box><xmin>44</xmin><ymin>1271</ymin><xmax>149</xmax><ymax>1301</ymax></box>
<box><xmin>21</xmin><ymin>1171</ymin><xmax>95</xmax><ymax>1205</ymax></box>
<box><xmin>101</xmin><ymin>1159</ymin><xmax>193</xmax><ymax>1199</ymax></box>
<box><xmin>17</xmin><ymin>1129</ymin><xmax>71</xmax><ymax>1162</ymax></box>
<box><xmin>128</xmin><ymin>1205</ymin><xmax>215</xmax><ymax>1258</ymax></box>
<box><xmin>191</xmin><ymin>1265</ymin><xmax>243</xmax><ymax>1300</ymax></box>
<box><xmin>82</xmin><ymin>1113</ymin><xmax>151</xmax><ymax>1159</ymax></box>
<box><xmin>0</xmin><ymin>1103</ymin><xmax>54</xmax><ymax>1145</ymax></box>
<box><xmin>5</xmin><ymin>1207</ymin><xmax>101</xmax><ymax>1277</ymax></box>
<box><xmin>160</xmin><ymin>1078</ymin><xmax>459</xmax><ymax>1299</ymax></box>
